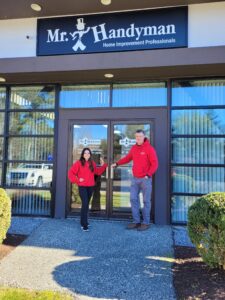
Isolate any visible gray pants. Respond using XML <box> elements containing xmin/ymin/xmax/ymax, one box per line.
<box><xmin>130</xmin><ymin>177</ymin><xmax>152</xmax><ymax>225</ymax></box>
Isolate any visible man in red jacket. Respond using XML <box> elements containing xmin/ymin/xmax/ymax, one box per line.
<box><xmin>112</xmin><ymin>129</ymin><xmax>158</xmax><ymax>231</ymax></box>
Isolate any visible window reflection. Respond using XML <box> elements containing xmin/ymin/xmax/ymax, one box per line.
<box><xmin>9</xmin><ymin>112</ymin><xmax>55</xmax><ymax>135</ymax></box>
<box><xmin>0</xmin><ymin>113</ymin><xmax>5</xmax><ymax>135</ymax></box>
<box><xmin>60</xmin><ymin>85</ymin><xmax>110</xmax><ymax>108</ymax></box>
<box><xmin>172</xmin><ymin>79</ymin><xmax>225</xmax><ymax>106</ymax></box>
<box><xmin>0</xmin><ymin>88</ymin><xmax>6</xmax><ymax>109</ymax></box>
<box><xmin>6</xmin><ymin>163</ymin><xmax>53</xmax><ymax>188</ymax></box>
<box><xmin>10</xmin><ymin>86</ymin><xmax>55</xmax><ymax>109</ymax></box>
<box><xmin>172</xmin><ymin>109</ymin><xmax>225</xmax><ymax>135</ymax></box>
<box><xmin>8</xmin><ymin>137</ymin><xmax>54</xmax><ymax>161</ymax></box>
<box><xmin>8</xmin><ymin>189</ymin><xmax>51</xmax><ymax>215</ymax></box>
<box><xmin>0</xmin><ymin>137</ymin><xmax>3</xmax><ymax>160</ymax></box>
<box><xmin>172</xmin><ymin>166</ymin><xmax>225</xmax><ymax>194</ymax></box>
<box><xmin>0</xmin><ymin>85</ymin><xmax>55</xmax><ymax>216</ymax></box>
<box><xmin>113</xmin><ymin>82</ymin><xmax>167</xmax><ymax>107</ymax></box>
<box><xmin>171</xmin><ymin>196</ymin><xmax>198</xmax><ymax>223</ymax></box>
<box><xmin>172</xmin><ymin>138</ymin><xmax>225</xmax><ymax>164</ymax></box>
<box><xmin>171</xmin><ymin>78</ymin><xmax>225</xmax><ymax>223</ymax></box>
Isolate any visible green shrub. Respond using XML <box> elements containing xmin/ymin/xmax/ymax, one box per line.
<box><xmin>187</xmin><ymin>192</ymin><xmax>225</xmax><ymax>270</ymax></box>
<box><xmin>0</xmin><ymin>188</ymin><xmax>11</xmax><ymax>244</ymax></box>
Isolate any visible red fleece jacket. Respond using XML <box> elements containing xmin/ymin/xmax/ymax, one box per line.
<box><xmin>116</xmin><ymin>138</ymin><xmax>158</xmax><ymax>178</ymax></box>
<box><xmin>68</xmin><ymin>160</ymin><xmax>107</xmax><ymax>186</ymax></box>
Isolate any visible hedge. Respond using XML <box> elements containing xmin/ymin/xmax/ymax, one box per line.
<box><xmin>188</xmin><ymin>192</ymin><xmax>225</xmax><ymax>270</ymax></box>
<box><xmin>0</xmin><ymin>188</ymin><xmax>11</xmax><ymax>244</ymax></box>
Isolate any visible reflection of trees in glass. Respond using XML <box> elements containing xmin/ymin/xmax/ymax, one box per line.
<box><xmin>114</xmin><ymin>124</ymin><xmax>150</xmax><ymax>161</ymax></box>
<box><xmin>172</xmin><ymin>110</ymin><xmax>225</xmax><ymax>164</ymax></box>
<box><xmin>7</xmin><ymin>87</ymin><xmax>55</xmax><ymax>162</ymax></box>
<box><xmin>73</xmin><ymin>126</ymin><xmax>107</xmax><ymax>162</ymax></box>
<box><xmin>10</xmin><ymin>86</ymin><xmax>55</xmax><ymax>109</ymax></box>
<box><xmin>125</xmin><ymin>124</ymin><xmax>145</xmax><ymax>138</ymax></box>
<box><xmin>0</xmin><ymin>88</ymin><xmax>6</xmax><ymax>109</ymax></box>
<box><xmin>71</xmin><ymin>184</ymin><xmax>81</xmax><ymax>206</ymax></box>
<box><xmin>10</xmin><ymin>112</ymin><xmax>54</xmax><ymax>135</ymax></box>
<box><xmin>172</xmin><ymin>110</ymin><xmax>225</xmax><ymax>135</ymax></box>
<box><xmin>100</xmin><ymin>139</ymin><xmax>107</xmax><ymax>154</ymax></box>
<box><xmin>0</xmin><ymin>138</ymin><xmax>3</xmax><ymax>159</ymax></box>
<box><xmin>8</xmin><ymin>138</ymin><xmax>54</xmax><ymax>161</ymax></box>
<box><xmin>0</xmin><ymin>113</ymin><xmax>4</xmax><ymax>134</ymax></box>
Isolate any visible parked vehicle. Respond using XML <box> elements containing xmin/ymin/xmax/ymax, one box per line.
<box><xmin>7</xmin><ymin>163</ymin><xmax>53</xmax><ymax>187</ymax></box>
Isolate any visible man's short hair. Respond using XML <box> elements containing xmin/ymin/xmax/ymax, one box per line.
<box><xmin>136</xmin><ymin>129</ymin><xmax>145</xmax><ymax>135</ymax></box>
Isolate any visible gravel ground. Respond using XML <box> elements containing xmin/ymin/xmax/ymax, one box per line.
<box><xmin>172</xmin><ymin>226</ymin><xmax>194</xmax><ymax>247</ymax></box>
<box><xmin>0</xmin><ymin>219</ymin><xmax>176</xmax><ymax>300</ymax></box>
<box><xmin>8</xmin><ymin>216</ymin><xmax>48</xmax><ymax>235</ymax></box>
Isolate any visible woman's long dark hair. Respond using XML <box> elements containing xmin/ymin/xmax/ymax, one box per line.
<box><xmin>80</xmin><ymin>147</ymin><xmax>94</xmax><ymax>172</ymax></box>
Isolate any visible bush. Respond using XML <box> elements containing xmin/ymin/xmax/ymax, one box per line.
<box><xmin>0</xmin><ymin>188</ymin><xmax>11</xmax><ymax>244</ymax></box>
<box><xmin>187</xmin><ymin>192</ymin><xmax>225</xmax><ymax>270</ymax></box>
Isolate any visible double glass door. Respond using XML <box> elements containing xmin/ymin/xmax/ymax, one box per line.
<box><xmin>69</xmin><ymin>121</ymin><xmax>152</xmax><ymax>218</ymax></box>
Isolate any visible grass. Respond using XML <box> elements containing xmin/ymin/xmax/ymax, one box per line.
<box><xmin>0</xmin><ymin>287</ymin><xmax>73</xmax><ymax>300</ymax></box>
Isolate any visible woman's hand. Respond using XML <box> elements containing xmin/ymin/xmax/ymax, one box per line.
<box><xmin>100</xmin><ymin>157</ymin><xmax>105</xmax><ymax>166</ymax></box>
<box><xmin>79</xmin><ymin>178</ymin><xmax>84</xmax><ymax>182</ymax></box>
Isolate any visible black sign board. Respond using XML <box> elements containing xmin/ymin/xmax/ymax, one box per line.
<box><xmin>37</xmin><ymin>7</ymin><xmax>188</xmax><ymax>56</ymax></box>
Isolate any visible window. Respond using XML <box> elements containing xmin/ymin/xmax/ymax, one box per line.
<box><xmin>60</xmin><ymin>85</ymin><xmax>110</xmax><ymax>108</ymax></box>
<box><xmin>2</xmin><ymin>86</ymin><xmax>56</xmax><ymax>216</ymax></box>
<box><xmin>171</xmin><ymin>79</ymin><xmax>225</xmax><ymax>223</ymax></box>
<box><xmin>112</xmin><ymin>82</ymin><xmax>167</xmax><ymax>107</ymax></box>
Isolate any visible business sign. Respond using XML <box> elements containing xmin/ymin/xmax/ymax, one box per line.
<box><xmin>79</xmin><ymin>137</ymin><xmax>101</xmax><ymax>146</ymax></box>
<box><xmin>119</xmin><ymin>137</ymin><xmax>136</xmax><ymax>147</ymax></box>
<box><xmin>37</xmin><ymin>7</ymin><xmax>187</xmax><ymax>56</ymax></box>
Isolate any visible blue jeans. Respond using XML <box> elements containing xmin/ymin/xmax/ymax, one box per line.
<box><xmin>78</xmin><ymin>186</ymin><xmax>93</xmax><ymax>227</ymax></box>
<box><xmin>130</xmin><ymin>177</ymin><xmax>152</xmax><ymax>225</ymax></box>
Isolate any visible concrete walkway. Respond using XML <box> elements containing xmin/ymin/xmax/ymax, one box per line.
<box><xmin>0</xmin><ymin>219</ymin><xmax>176</xmax><ymax>300</ymax></box>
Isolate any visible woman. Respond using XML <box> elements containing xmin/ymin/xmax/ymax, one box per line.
<box><xmin>68</xmin><ymin>148</ymin><xmax>107</xmax><ymax>232</ymax></box>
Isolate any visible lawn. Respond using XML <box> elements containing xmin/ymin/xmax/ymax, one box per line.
<box><xmin>0</xmin><ymin>287</ymin><xmax>73</xmax><ymax>300</ymax></box>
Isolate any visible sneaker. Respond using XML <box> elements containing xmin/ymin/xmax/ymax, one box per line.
<box><xmin>137</xmin><ymin>224</ymin><xmax>150</xmax><ymax>231</ymax></box>
<box><xmin>81</xmin><ymin>226</ymin><xmax>89</xmax><ymax>232</ymax></box>
<box><xmin>126</xmin><ymin>223</ymin><xmax>141</xmax><ymax>230</ymax></box>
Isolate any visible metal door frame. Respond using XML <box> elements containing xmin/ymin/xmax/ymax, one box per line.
<box><xmin>55</xmin><ymin>107</ymin><xmax>169</xmax><ymax>224</ymax></box>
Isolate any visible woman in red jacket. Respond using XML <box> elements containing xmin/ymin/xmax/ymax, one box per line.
<box><xmin>68</xmin><ymin>147</ymin><xmax>107</xmax><ymax>232</ymax></box>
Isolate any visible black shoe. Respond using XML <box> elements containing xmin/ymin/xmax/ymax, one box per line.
<box><xmin>81</xmin><ymin>226</ymin><xmax>89</xmax><ymax>232</ymax></box>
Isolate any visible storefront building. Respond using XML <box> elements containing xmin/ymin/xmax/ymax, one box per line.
<box><xmin>0</xmin><ymin>1</ymin><xmax>225</xmax><ymax>225</ymax></box>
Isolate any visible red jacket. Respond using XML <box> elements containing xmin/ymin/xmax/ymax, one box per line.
<box><xmin>117</xmin><ymin>138</ymin><xmax>158</xmax><ymax>178</ymax></box>
<box><xmin>68</xmin><ymin>160</ymin><xmax>107</xmax><ymax>187</ymax></box>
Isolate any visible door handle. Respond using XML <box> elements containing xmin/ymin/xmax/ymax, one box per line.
<box><xmin>110</xmin><ymin>166</ymin><xmax>114</xmax><ymax>180</ymax></box>
<box><xmin>106</xmin><ymin>167</ymin><xmax>109</xmax><ymax>179</ymax></box>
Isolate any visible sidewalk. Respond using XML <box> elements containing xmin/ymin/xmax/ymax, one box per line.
<box><xmin>0</xmin><ymin>218</ymin><xmax>176</xmax><ymax>300</ymax></box>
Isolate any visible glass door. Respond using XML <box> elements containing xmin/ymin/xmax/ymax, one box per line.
<box><xmin>69</xmin><ymin>121</ymin><xmax>153</xmax><ymax>219</ymax></box>
<box><xmin>70</xmin><ymin>123</ymin><xmax>109</xmax><ymax>216</ymax></box>
<box><xmin>110</xmin><ymin>122</ymin><xmax>152</xmax><ymax>216</ymax></box>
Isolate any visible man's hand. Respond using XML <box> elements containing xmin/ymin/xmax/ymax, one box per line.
<box><xmin>111</xmin><ymin>163</ymin><xmax>117</xmax><ymax>168</ymax></box>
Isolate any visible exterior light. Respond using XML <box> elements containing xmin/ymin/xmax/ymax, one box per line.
<box><xmin>31</xmin><ymin>3</ymin><xmax>42</xmax><ymax>12</ymax></box>
<box><xmin>104</xmin><ymin>73</ymin><xmax>114</xmax><ymax>78</ymax></box>
<box><xmin>101</xmin><ymin>0</ymin><xmax>111</xmax><ymax>6</ymax></box>
<box><xmin>0</xmin><ymin>77</ymin><xmax>6</xmax><ymax>82</ymax></box>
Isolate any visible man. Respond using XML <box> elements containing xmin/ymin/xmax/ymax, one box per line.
<box><xmin>112</xmin><ymin>129</ymin><xmax>158</xmax><ymax>231</ymax></box>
